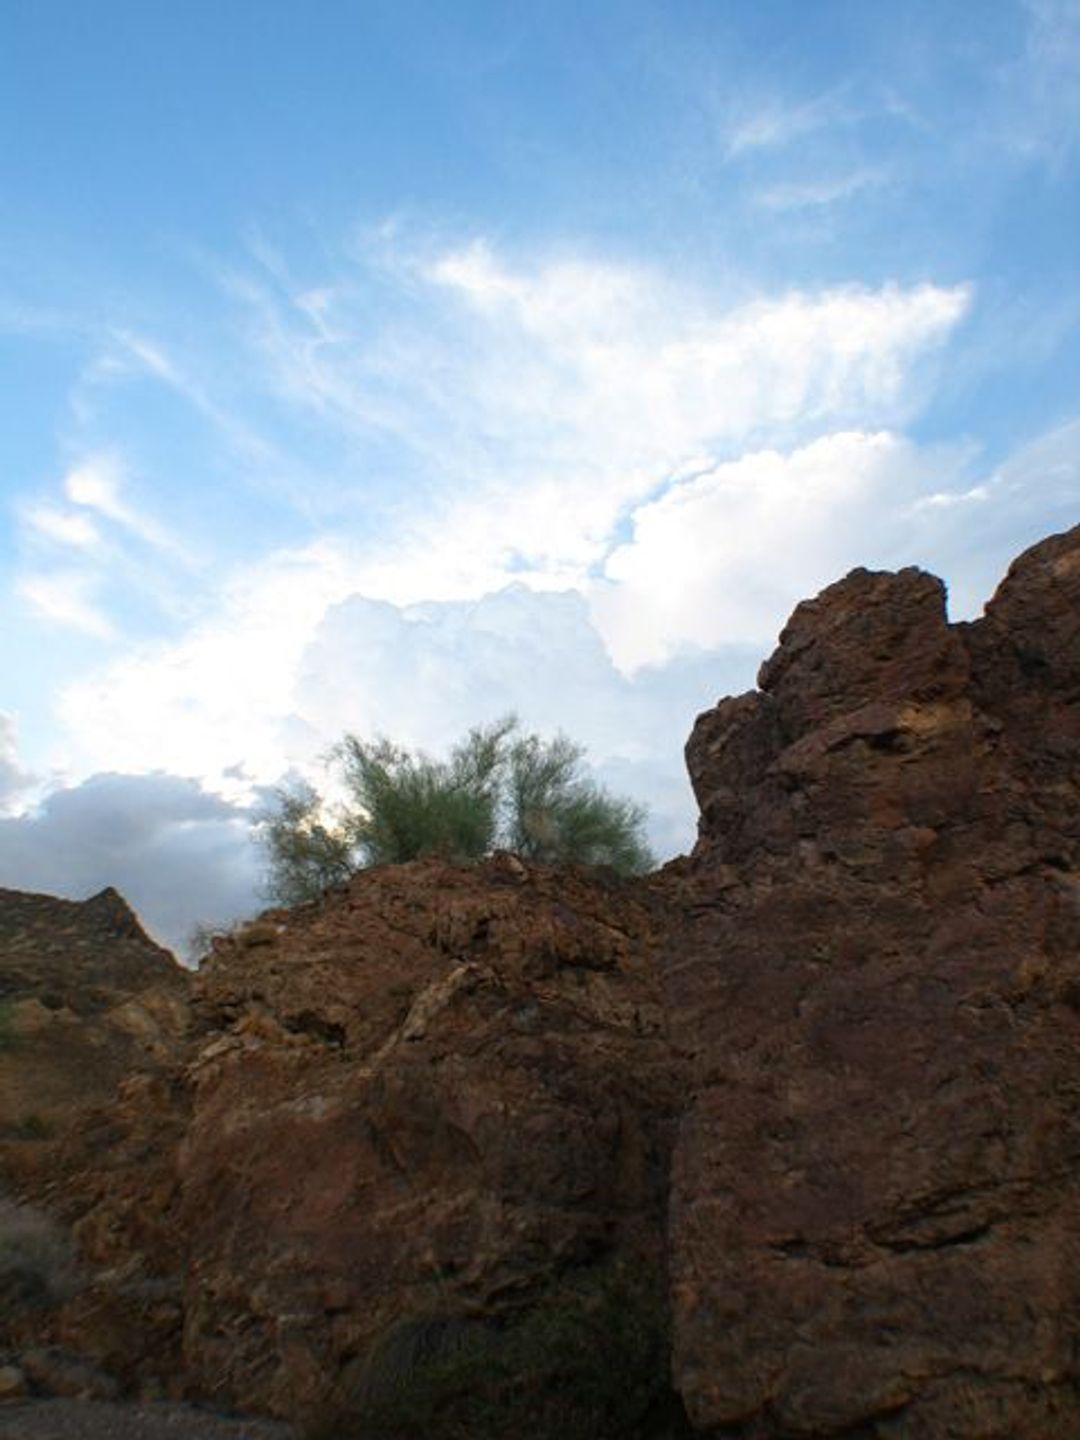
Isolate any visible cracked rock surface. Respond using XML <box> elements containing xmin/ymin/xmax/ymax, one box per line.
<box><xmin>667</xmin><ymin>525</ymin><xmax>1080</xmax><ymax>1437</ymax></box>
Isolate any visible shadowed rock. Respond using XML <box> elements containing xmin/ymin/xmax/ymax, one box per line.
<box><xmin>669</xmin><ymin>524</ymin><xmax>1080</xmax><ymax>1437</ymax></box>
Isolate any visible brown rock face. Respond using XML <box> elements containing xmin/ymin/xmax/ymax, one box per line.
<box><xmin>0</xmin><ymin>886</ymin><xmax>189</xmax><ymax>1197</ymax></box>
<box><xmin>179</xmin><ymin>857</ymin><xmax>684</xmax><ymax>1416</ymax></box>
<box><xmin>669</xmin><ymin>525</ymin><xmax>1080</xmax><ymax>1437</ymax></box>
<box><xmin>0</xmin><ymin>888</ymin><xmax>192</xmax><ymax>1397</ymax></box>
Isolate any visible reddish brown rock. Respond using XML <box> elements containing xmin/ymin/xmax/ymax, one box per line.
<box><xmin>668</xmin><ymin>525</ymin><xmax>1080</xmax><ymax>1437</ymax></box>
<box><xmin>177</xmin><ymin>856</ymin><xmax>684</xmax><ymax>1416</ymax></box>
<box><xmin>0</xmin><ymin>891</ymin><xmax>191</xmax><ymax>1403</ymax></box>
<box><xmin>0</xmin><ymin>887</ymin><xmax>187</xmax><ymax>1149</ymax></box>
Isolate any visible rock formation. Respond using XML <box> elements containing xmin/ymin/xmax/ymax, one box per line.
<box><xmin>670</xmin><ymin>525</ymin><xmax>1080</xmax><ymax>1436</ymax></box>
<box><xmin>178</xmin><ymin>858</ymin><xmax>684</xmax><ymax>1418</ymax></box>
<box><xmin>0</xmin><ymin>524</ymin><xmax>1077</xmax><ymax>1437</ymax></box>
<box><xmin>0</xmin><ymin>889</ymin><xmax>191</xmax><ymax>1401</ymax></box>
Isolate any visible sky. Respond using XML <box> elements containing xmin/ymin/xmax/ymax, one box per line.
<box><xmin>1</xmin><ymin>0</ymin><xmax>1078</xmax><ymax>955</ymax></box>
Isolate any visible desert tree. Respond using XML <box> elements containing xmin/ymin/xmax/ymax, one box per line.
<box><xmin>259</xmin><ymin>716</ymin><xmax>652</xmax><ymax>904</ymax></box>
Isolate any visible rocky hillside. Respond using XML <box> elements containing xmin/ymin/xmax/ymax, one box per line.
<box><xmin>1</xmin><ymin>524</ymin><xmax>1077</xmax><ymax>1438</ymax></box>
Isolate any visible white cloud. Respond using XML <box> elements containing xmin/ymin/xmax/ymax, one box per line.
<box><xmin>52</xmin><ymin>577</ymin><xmax>750</xmax><ymax>867</ymax></box>
<box><xmin>64</xmin><ymin>454</ymin><xmax>174</xmax><ymax>551</ymax></box>
<box><xmin>753</xmin><ymin>169</ymin><xmax>885</xmax><ymax>211</ymax></box>
<box><xmin>249</xmin><ymin>239</ymin><xmax>970</xmax><ymax>582</ymax></box>
<box><xmin>0</xmin><ymin>714</ymin><xmax>35</xmax><ymax>817</ymax></box>
<box><xmin>54</xmin><ymin>542</ymin><xmax>361</xmax><ymax>785</ymax></box>
<box><xmin>20</xmin><ymin>504</ymin><xmax>101</xmax><ymax>549</ymax></box>
<box><xmin>16</xmin><ymin>570</ymin><xmax>115</xmax><ymax>638</ymax></box>
<box><xmin>593</xmin><ymin>430</ymin><xmax>946</xmax><ymax>669</ymax></box>
<box><xmin>594</xmin><ymin>419</ymin><xmax>1080</xmax><ymax>671</ymax></box>
<box><xmin>238</xmin><ymin>234</ymin><xmax>969</xmax><ymax>513</ymax></box>
<box><xmin>290</xmin><ymin>584</ymin><xmax>733</xmax><ymax>859</ymax></box>
<box><xmin>13</xmin><ymin>451</ymin><xmax>201</xmax><ymax>639</ymax></box>
<box><xmin>721</xmin><ymin>89</ymin><xmax>850</xmax><ymax>158</ymax></box>
<box><xmin>906</xmin><ymin>416</ymin><xmax>1080</xmax><ymax>620</ymax></box>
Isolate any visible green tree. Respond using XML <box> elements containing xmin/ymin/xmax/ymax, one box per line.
<box><xmin>336</xmin><ymin>716</ymin><xmax>514</xmax><ymax>867</ymax></box>
<box><xmin>259</xmin><ymin>716</ymin><xmax>652</xmax><ymax>904</ymax></box>
<box><xmin>260</xmin><ymin>778</ymin><xmax>355</xmax><ymax>907</ymax></box>
<box><xmin>505</xmin><ymin>731</ymin><xmax>652</xmax><ymax>871</ymax></box>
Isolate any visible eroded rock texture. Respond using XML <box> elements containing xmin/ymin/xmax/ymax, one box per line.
<box><xmin>179</xmin><ymin>857</ymin><xmax>684</xmax><ymax>1415</ymax></box>
<box><xmin>669</xmin><ymin>526</ymin><xmax>1080</xmax><ymax>1437</ymax></box>
<box><xmin>0</xmin><ymin>889</ymin><xmax>191</xmax><ymax>1398</ymax></box>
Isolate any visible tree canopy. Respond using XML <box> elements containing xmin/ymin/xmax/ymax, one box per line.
<box><xmin>260</xmin><ymin>716</ymin><xmax>652</xmax><ymax>904</ymax></box>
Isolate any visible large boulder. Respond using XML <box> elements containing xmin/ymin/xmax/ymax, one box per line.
<box><xmin>667</xmin><ymin>525</ymin><xmax>1080</xmax><ymax>1437</ymax></box>
<box><xmin>178</xmin><ymin>856</ymin><xmax>685</xmax><ymax>1417</ymax></box>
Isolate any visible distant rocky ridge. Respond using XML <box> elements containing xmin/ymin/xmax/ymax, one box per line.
<box><xmin>1</xmin><ymin>524</ymin><xmax>1077</xmax><ymax>1438</ymax></box>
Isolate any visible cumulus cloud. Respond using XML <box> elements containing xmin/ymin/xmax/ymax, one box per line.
<box><xmin>592</xmin><ymin>421</ymin><xmax>1080</xmax><ymax>671</ymax></box>
<box><xmin>291</xmin><ymin>584</ymin><xmax>759</xmax><ymax>856</ymax></box>
<box><xmin>49</xmin><ymin>416</ymin><xmax>1075</xmax><ymax>830</ymax></box>
<box><xmin>592</xmin><ymin>431</ymin><xmax>954</xmax><ymax>669</ymax></box>
<box><xmin>0</xmin><ymin>772</ymin><xmax>259</xmax><ymax>956</ymax></box>
<box><xmin>55</xmin><ymin>580</ymin><xmax>748</xmax><ymax>866</ymax></box>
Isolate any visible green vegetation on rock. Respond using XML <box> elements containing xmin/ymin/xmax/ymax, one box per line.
<box><xmin>261</xmin><ymin>715</ymin><xmax>652</xmax><ymax>904</ymax></box>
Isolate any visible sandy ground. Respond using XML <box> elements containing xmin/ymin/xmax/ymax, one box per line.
<box><xmin>0</xmin><ymin>1400</ymin><xmax>297</xmax><ymax>1440</ymax></box>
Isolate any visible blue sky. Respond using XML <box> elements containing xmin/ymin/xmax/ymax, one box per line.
<box><xmin>2</xmin><ymin>0</ymin><xmax>1078</xmax><ymax>951</ymax></box>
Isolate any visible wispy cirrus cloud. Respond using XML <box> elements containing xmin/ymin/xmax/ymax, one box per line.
<box><xmin>223</xmin><ymin>234</ymin><xmax>971</xmax><ymax>581</ymax></box>
<box><xmin>20</xmin><ymin>503</ymin><xmax>101</xmax><ymax>549</ymax></box>
<box><xmin>63</xmin><ymin>453</ymin><xmax>177</xmax><ymax>552</ymax></box>
<box><xmin>721</xmin><ymin>87</ymin><xmax>852</xmax><ymax>159</ymax></box>
<box><xmin>752</xmin><ymin>168</ymin><xmax>886</xmax><ymax>211</ymax></box>
<box><xmin>1016</xmin><ymin>0</ymin><xmax>1080</xmax><ymax>162</ymax></box>
<box><xmin>16</xmin><ymin>569</ymin><xmax>115</xmax><ymax>639</ymax></box>
<box><xmin>15</xmin><ymin>452</ymin><xmax>192</xmax><ymax>638</ymax></box>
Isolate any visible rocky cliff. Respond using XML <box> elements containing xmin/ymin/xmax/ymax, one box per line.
<box><xmin>1</xmin><ymin>525</ymin><xmax>1077</xmax><ymax>1438</ymax></box>
<box><xmin>670</xmin><ymin>526</ymin><xmax>1080</xmax><ymax>1437</ymax></box>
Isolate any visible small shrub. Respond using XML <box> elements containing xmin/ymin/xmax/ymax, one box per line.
<box><xmin>262</xmin><ymin>716</ymin><xmax>654</xmax><ymax>905</ymax></box>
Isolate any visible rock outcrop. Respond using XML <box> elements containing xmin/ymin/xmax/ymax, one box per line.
<box><xmin>669</xmin><ymin>525</ymin><xmax>1080</xmax><ymax>1436</ymax></box>
<box><xmin>0</xmin><ymin>889</ymin><xmax>192</xmax><ymax>1401</ymax></box>
<box><xmin>0</xmin><ymin>886</ymin><xmax>186</xmax><ymax>1147</ymax></box>
<box><xmin>178</xmin><ymin>857</ymin><xmax>684</xmax><ymax>1417</ymax></box>
<box><xmin>1</xmin><ymin>524</ymin><xmax>1077</xmax><ymax>1438</ymax></box>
